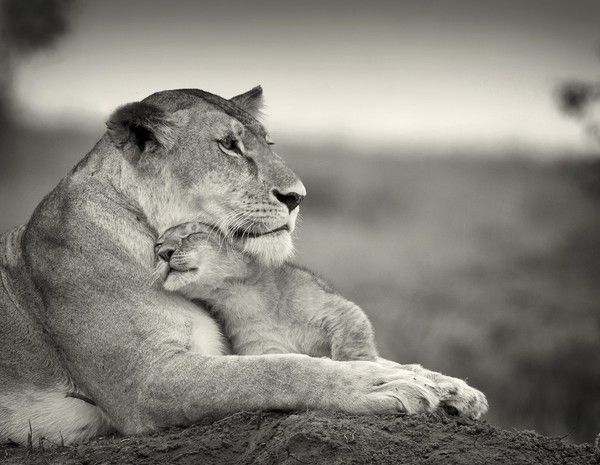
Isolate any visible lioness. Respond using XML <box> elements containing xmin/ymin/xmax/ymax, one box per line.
<box><xmin>0</xmin><ymin>87</ymin><xmax>487</xmax><ymax>446</ymax></box>
<box><xmin>155</xmin><ymin>222</ymin><xmax>378</xmax><ymax>361</ymax></box>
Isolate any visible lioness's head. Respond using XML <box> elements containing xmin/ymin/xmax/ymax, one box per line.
<box><xmin>106</xmin><ymin>87</ymin><xmax>305</xmax><ymax>264</ymax></box>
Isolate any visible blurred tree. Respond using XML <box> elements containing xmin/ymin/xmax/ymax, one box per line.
<box><xmin>0</xmin><ymin>0</ymin><xmax>74</xmax><ymax>134</ymax></box>
<box><xmin>558</xmin><ymin>50</ymin><xmax>600</xmax><ymax>144</ymax></box>
<box><xmin>558</xmin><ymin>81</ymin><xmax>600</xmax><ymax>141</ymax></box>
<box><xmin>2</xmin><ymin>0</ymin><xmax>73</xmax><ymax>54</ymax></box>
<box><xmin>558</xmin><ymin>51</ymin><xmax>600</xmax><ymax>203</ymax></box>
<box><xmin>0</xmin><ymin>0</ymin><xmax>75</xmax><ymax>168</ymax></box>
<box><xmin>559</xmin><ymin>81</ymin><xmax>598</xmax><ymax>115</ymax></box>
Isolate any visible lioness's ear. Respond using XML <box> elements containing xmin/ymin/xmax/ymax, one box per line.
<box><xmin>106</xmin><ymin>102</ymin><xmax>180</xmax><ymax>156</ymax></box>
<box><xmin>230</xmin><ymin>86</ymin><xmax>264</xmax><ymax>118</ymax></box>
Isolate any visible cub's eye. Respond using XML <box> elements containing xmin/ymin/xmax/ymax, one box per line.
<box><xmin>265</xmin><ymin>135</ymin><xmax>275</xmax><ymax>146</ymax></box>
<box><xmin>217</xmin><ymin>136</ymin><xmax>244</xmax><ymax>157</ymax></box>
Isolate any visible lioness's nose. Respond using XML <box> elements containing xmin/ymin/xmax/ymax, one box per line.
<box><xmin>273</xmin><ymin>190</ymin><xmax>304</xmax><ymax>212</ymax></box>
<box><xmin>272</xmin><ymin>180</ymin><xmax>306</xmax><ymax>212</ymax></box>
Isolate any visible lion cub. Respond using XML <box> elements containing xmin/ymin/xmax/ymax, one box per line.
<box><xmin>154</xmin><ymin>222</ymin><xmax>378</xmax><ymax>361</ymax></box>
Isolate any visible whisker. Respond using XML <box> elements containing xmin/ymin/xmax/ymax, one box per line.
<box><xmin>149</xmin><ymin>261</ymin><xmax>169</xmax><ymax>287</ymax></box>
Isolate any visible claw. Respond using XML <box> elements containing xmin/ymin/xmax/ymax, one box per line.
<box><xmin>442</xmin><ymin>404</ymin><xmax>460</xmax><ymax>416</ymax></box>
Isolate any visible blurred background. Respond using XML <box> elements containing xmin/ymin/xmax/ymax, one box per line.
<box><xmin>1</xmin><ymin>0</ymin><xmax>599</xmax><ymax>443</ymax></box>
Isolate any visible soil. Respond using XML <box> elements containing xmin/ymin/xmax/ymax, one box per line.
<box><xmin>1</xmin><ymin>411</ymin><xmax>597</xmax><ymax>465</ymax></box>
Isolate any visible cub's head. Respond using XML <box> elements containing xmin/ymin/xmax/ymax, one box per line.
<box><xmin>106</xmin><ymin>86</ymin><xmax>305</xmax><ymax>265</ymax></box>
<box><xmin>153</xmin><ymin>222</ymin><xmax>251</xmax><ymax>297</ymax></box>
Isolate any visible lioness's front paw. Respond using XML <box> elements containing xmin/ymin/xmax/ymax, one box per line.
<box><xmin>328</xmin><ymin>361</ymin><xmax>443</xmax><ymax>415</ymax></box>
<box><xmin>371</xmin><ymin>375</ymin><xmax>441</xmax><ymax>415</ymax></box>
<box><xmin>375</xmin><ymin>359</ymin><xmax>488</xmax><ymax>419</ymax></box>
<box><xmin>436</xmin><ymin>377</ymin><xmax>488</xmax><ymax>420</ymax></box>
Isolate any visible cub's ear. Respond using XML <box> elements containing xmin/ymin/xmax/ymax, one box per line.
<box><xmin>230</xmin><ymin>85</ymin><xmax>264</xmax><ymax>118</ymax></box>
<box><xmin>106</xmin><ymin>102</ymin><xmax>180</xmax><ymax>156</ymax></box>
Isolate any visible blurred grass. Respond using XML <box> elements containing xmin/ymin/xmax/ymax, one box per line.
<box><xmin>1</xmin><ymin>128</ymin><xmax>599</xmax><ymax>442</ymax></box>
<box><xmin>288</xmin><ymin>144</ymin><xmax>600</xmax><ymax>443</ymax></box>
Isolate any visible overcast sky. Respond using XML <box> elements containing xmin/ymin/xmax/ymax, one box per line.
<box><xmin>11</xmin><ymin>0</ymin><xmax>600</xmax><ymax>151</ymax></box>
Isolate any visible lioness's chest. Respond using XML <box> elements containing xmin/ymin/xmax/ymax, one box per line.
<box><xmin>181</xmin><ymin>305</ymin><xmax>228</xmax><ymax>355</ymax></box>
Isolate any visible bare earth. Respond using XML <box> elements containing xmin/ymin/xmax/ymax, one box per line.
<box><xmin>1</xmin><ymin>411</ymin><xmax>596</xmax><ymax>465</ymax></box>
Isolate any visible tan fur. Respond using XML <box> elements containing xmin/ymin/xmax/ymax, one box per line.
<box><xmin>157</xmin><ymin>223</ymin><xmax>488</xmax><ymax>419</ymax></box>
<box><xmin>0</xmin><ymin>386</ymin><xmax>112</xmax><ymax>446</ymax></box>
<box><xmin>0</xmin><ymin>87</ymin><xmax>487</xmax><ymax>446</ymax></box>
<box><xmin>157</xmin><ymin>223</ymin><xmax>379</xmax><ymax>361</ymax></box>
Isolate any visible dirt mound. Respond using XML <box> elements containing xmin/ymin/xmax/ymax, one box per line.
<box><xmin>1</xmin><ymin>411</ymin><xmax>597</xmax><ymax>465</ymax></box>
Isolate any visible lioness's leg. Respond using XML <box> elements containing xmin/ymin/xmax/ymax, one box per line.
<box><xmin>0</xmin><ymin>387</ymin><xmax>112</xmax><ymax>446</ymax></box>
<box><xmin>135</xmin><ymin>354</ymin><xmax>444</xmax><ymax>433</ymax></box>
<box><xmin>31</xmin><ymin>282</ymin><xmax>447</xmax><ymax>434</ymax></box>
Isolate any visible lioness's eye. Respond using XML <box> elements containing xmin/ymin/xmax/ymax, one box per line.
<box><xmin>265</xmin><ymin>135</ymin><xmax>275</xmax><ymax>146</ymax></box>
<box><xmin>217</xmin><ymin>136</ymin><xmax>244</xmax><ymax>157</ymax></box>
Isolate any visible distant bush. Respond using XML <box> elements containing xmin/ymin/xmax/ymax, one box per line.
<box><xmin>558</xmin><ymin>80</ymin><xmax>600</xmax><ymax>144</ymax></box>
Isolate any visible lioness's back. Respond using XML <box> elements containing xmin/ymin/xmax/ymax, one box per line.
<box><xmin>0</xmin><ymin>226</ymin><xmax>112</xmax><ymax>444</ymax></box>
<box><xmin>0</xmin><ymin>226</ymin><xmax>60</xmax><ymax>389</ymax></box>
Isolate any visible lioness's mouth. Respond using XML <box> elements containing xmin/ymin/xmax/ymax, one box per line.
<box><xmin>232</xmin><ymin>224</ymin><xmax>289</xmax><ymax>239</ymax></box>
